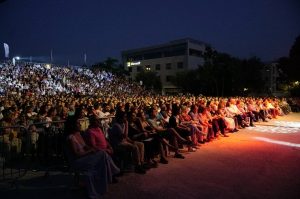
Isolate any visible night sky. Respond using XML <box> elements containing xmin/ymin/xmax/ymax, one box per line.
<box><xmin>0</xmin><ymin>0</ymin><xmax>299</xmax><ymax>65</ymax></box>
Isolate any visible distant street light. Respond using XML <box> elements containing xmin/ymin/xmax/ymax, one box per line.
<box><xmin>12</xmin><ymin>56</ymin><xmax>21</xmax><ymax>66</ymax></box>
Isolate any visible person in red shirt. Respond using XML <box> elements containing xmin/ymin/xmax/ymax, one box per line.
<box><xmin>85</xmin><ymin>115</ymin><xmax>113</xmax><ymax>156</ymax></box>
<box><xmin>84</xmin><ymin>115</ymin><xmax>120</xmax><ymax>182</ymax></box>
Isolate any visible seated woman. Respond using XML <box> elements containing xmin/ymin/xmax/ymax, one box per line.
<box><xmin>217</xmin><ymin>102</ymin><xmax>238</xmax><ymax>133</ymax></box>
<box><xmin>247</xmin><ymin>99</ymin><xmax>267</xmax><ymax>122</ymax></box>
<box><xmin>189</xmin><ymin>104</ymin><xmax>206</xmax><ymax>143</ymax></box>
<box><xmin>147</xmin><ymin>107</ymin><xmax>191</xmax><ymax>159</ymax></box>
<box><xmin>208</xmin><ymin>102</ymin><xmax>229</xmax><ymax>137</ymax></box>
<box><xmin>64</xmin><ymin>116</ymin><xmax>120</xmax><ymax>199</ymax></box>
<box><xmin>257</xmin><ymin>99</ymin><xmax>270</xmax><ymax>121</ymax></box>
<box><xmin>127</xmin><ymin>111</ymin><xmax>159</xmax><ymax>167</ymax></box>
<box><xmin>84</xmin><ymin>115</ymin><xmax>114</xmax><ymax>156</ymax></box>
<box><xmin>264</xmin><ymin>99</ymin><xmax>279</xmax><ymax>119</ymax></box>
<box><xmin>225</xmin><ymin>99</ymin><xmax>245</xmax><ymax>129</ymax></box>
<box><xmin>109</xmin><ymin>111</ymin><xmax>146</xmax><ymax>174</ymax></box>
<box><xmin>136</xmin><ymin>109</ymin><xmax>169</xmax><ymax>164</ymax></box>
<box><xmin>236</xmin><ymin>100</ymin><xmax>255</xmax><ymax>127</ymax></box>
<box><xmin>198</xmin><ymin>106</ymin><xmax>215</xmax><ymax>142</ymax></box>
<box><xmin>169</xmin><ymin>104</ymin><xmax>197</xmax><ymax>152</ymax></box>
<box><xmin>84</xmin><ymin>115</ymin><xmax>120</xmax><ymax>182</ymax></box>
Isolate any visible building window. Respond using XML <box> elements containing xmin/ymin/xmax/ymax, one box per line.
<box><xmin>166</xmin><ymin>75</ymin><xmax>174</xmax><ymax>82</ymax></box>
<box><xmin>177</xmin><ymin>62</ymin><xmax>183</xmax><ymax>69</ymax></box>
<box><xmin>166</xmin><ymin>63</ymin><xmax>172</xmax><ymax>70</ymax></box>
<box><xmin>145</xmin><ymin>65</ymin><xmax>151</xmax><ymax>71</ymax></box>
<box><xmin>137</xmin><ymin>66</ymin><xmax>142</xmax><ymax>72</ymax></box>
<box><xmin>155</xmin><ymin>64</ymin><xmax>161</xmax><ymax>70</ymax></box>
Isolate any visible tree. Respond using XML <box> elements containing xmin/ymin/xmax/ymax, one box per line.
<box><xmin>103</xmin><ymin>57</ymin><xmax>118</xmax><ymax>70</ymax></box>
<box><xmin>173</xmin><ymin>47</ymin><xmax>265</xmax><ymax>96</ymax></box>
<box><xmin>135</xmin><ymin>71</ymin><xmax>161</xmax><ymax>91</ymax></box>
<box><xmin>288</xmin><ymin>35</ymin><xmax>300</xmax><ymax>81</ymax></box>
<box><xmin>277</xmin><ymin>35</ymin><xmax>300</xmax><ymax>96</ymax></box>
<box><xmin>91</xmin><ymin>57</ymin><xmax>119</xmax><ymax>71</ymax></box>
<box><xmin>236</xmin><ymin>57</ymin><xmax>265</xmax><ymax>94</ymax></box>
<box><xmin>173</xmin><ymin>70</ymin><xmax>204</xmax><ymax>94</ymax></box>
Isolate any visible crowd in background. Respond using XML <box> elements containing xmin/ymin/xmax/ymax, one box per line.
<box><xmin>1</xmin><ymin>61</ymin><xmax>299</xmax><ymax>199</ymax></box>
<box><xmin>0</xmin><ymin>62</ymin><xmax>146</xmax><ymax>96</ymax></box>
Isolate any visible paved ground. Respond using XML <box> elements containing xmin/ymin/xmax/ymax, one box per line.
<box><xmin>1</xmin><ymin>113</ymin><xmax>300</xmax><ymax>199</ymax></box>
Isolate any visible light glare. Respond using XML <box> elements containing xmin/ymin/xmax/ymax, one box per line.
<box><xmin>254</xmin><ymin>137</ymin><xmax>300</xmax><ymax>148</ymax></box>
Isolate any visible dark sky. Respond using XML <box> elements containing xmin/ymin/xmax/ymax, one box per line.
<box><xmin>0</xmin><ymin>0</ymin><xmax>299</xmax><ymax>65</ymax></box>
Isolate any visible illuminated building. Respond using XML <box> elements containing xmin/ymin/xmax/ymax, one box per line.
<box><xmin>122</xmin><ymin>38</ymin><xmax>208</xmax><ymax>94</ymax></box>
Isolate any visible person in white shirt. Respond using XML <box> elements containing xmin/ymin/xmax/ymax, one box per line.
<box><xmin>225</xmin><ymin>98</ymin><xmax>247</xmax><ymax>128</ymax></box>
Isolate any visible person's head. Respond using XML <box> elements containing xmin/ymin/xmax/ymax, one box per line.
<box><xmin>74</xmin><ymin>105</ymin><xmax>86</xmax><ymax>119</ymax></box>
<box><xmin>206</xmin><ymin>101</ymin><xmax>211</xmax><ymax>108</ymax></box>
<box><xmin>94</xmin><ymin>103</ymin><xmax>101</xmax><ymax>110</ymax></box>
<box><xmin>2</xmin><ymin>108</ymin><xmax>13</xmax><ymax>122</ymax></box>
<box><xmin>198</xmin><ymin>106</ymin><xmax>206</xmax><ymax>114</ymax></box>
<box><xmin>190</xmin><ymin>104</ymin><xmax>198</xmax><ymax>113</ymax></box>
<box><xmin>137</xmin><ymin>109</ymin><xmax>146</xmax><ymax>120</ymax></box>
<box><xmin>64</xmin><ymin>116</ymin><xmax>81</xmax><ymax>137</ymax></box>
<box><xmin>28</xmin><ymin>124</ymin><xmax>37</xmax><ymax>133</ymax></box>
<box><xmin>115</xmin><ymin>110</ymin><xmax>127</xmax><ymax>124</ymax></box>
<box><xmin>229</xmin><ymin>98</ymin><xmax>236</xmax><ymax>105</ymax></box>
<box><xmin>171</xmin><ymin>104</ymin><xmax>180</xmax><ymax>116</ymax></box>
<box><xmin>160</xmin><ymin>104</ymin><xmax>167</xmax><ymax>112</ymax></box>
<box><xmin>89</xmin><ymin>115</ymin><xmax>101</xmax><ymax>128</ymax></box>
<box><xmin>47</xmin><ymin>107</ymin><xmax>57</xmax><ymax>117</ymax></box>
<box><xmin>148</xmin><ymin>107</ymin><xmax>158</xmax><ymax>118</ymax></box>
<box><xmin>181</xmin><ymin>106</ymin><xmax>189</xmax><ymax>114</ymax></box>
<box><xmin>127</xmin><ymin>111</ymin><xmax>137</xmax><ymax>122</ymax></box>
<box><xmin>39</xmin><ymin>105</ymin><xmax>47</xmax><ymax>116</ymax></box>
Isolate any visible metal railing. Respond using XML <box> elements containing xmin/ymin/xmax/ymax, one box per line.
<box><xmin>0</xmin><ymin>125</ymin><xmax>28</xmax><ymax>184</ymax></box>
<box><xmin>0</xmin><ymin>116</ymin><xmax>114</xmax><ymax>185</ymax></box>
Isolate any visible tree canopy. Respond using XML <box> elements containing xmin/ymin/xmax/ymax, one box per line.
<box><xmin>173</xmin><ymin>46</ymin><xmax>265</xmax><ymax>96</ymax></box>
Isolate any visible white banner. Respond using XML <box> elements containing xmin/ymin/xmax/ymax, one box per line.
<box><xmin>3</xmin><ymin>43</ymin><xmax>9</xmax><ymax>58</ymax></box>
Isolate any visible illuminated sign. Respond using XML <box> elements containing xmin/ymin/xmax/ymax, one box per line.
<box><xmin>127</xmin><ymin>61</ymin><xmax>141</xmax><ymax>67</ymax></box>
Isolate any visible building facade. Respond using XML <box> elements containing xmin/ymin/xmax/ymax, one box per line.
<box><xmin>122</xmin><ymin>38</ymin><xmax>208</xmax><ymax>94</ymax></box>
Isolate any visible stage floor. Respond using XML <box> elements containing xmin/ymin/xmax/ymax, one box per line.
<box><xmin>2</xmin><ymin>113</ymin><xmax>300</xmax><ymax>199</ymax></box>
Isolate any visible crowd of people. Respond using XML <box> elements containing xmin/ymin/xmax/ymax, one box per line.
<box><xmin>0</xmin><ymin>61</ymin><xmax>146</xmax><ymax>96</ymax></box>
<box><xmin>0</xmin><ymin>61</ymin><xmax>299</xmax><ymax>199</ymax></box>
